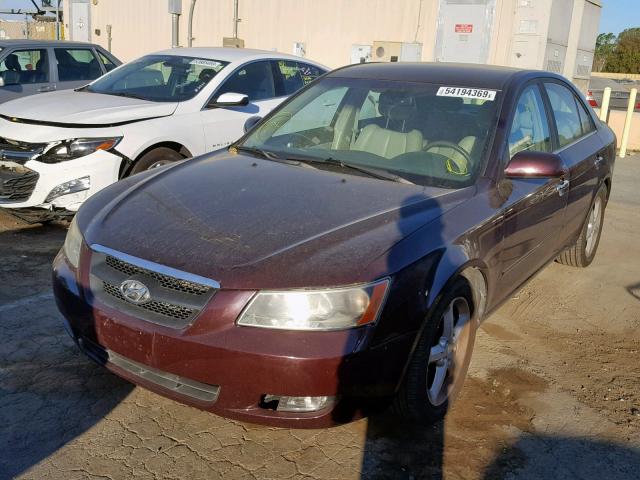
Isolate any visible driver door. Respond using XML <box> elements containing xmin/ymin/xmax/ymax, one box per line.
<box><xmin>200</xmin><ymin>61</ymin><xmax>284</xmax><ymax>151</ymax></box>
<box><xmin>497</xmin><ymin>83</ymin><xmax>568</xmax><ymax>294</ymax></box>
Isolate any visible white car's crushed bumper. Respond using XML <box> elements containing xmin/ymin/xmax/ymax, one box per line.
<box><xmin>0</xmin><ymin>149</ymin><xmax>122</xmax><ymax>219</ymax></box>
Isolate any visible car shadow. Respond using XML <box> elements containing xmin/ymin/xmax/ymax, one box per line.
<box><xmin>332</xmin><ymin>192</ymin><xmax>449</xmax><ymax>479</ymax></box>
<box><xmin>482</xmin><ymin>434</ymin><xmax>640</xmax><ymax>479</ymax></box>
<box><xmin>0</xmin><ymin>218</ymin><xmax>133</xmax><ymax>479</ymax></box>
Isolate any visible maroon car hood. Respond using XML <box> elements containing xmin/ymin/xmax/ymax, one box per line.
<box><xmin>84</xmin><ymin>153</ymin><xmax>472</xmax><ymax>289</ymax></box>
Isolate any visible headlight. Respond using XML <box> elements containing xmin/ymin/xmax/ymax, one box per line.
<box><xmin>63</xmin><ymin>216</ymin><xmax>83</xmax><ymax>269</ymax></box>
<box><xmin>39</xmin><ymin>137</ymin><xmax>121</xmax><ymax>163</ymax></box>
<box><xmin>237</xmin><ymin>280</ymin><xmax>390</xmax><ymax>331</ymax></box>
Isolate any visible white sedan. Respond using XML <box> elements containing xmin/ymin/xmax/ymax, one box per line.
<box><xmin>0</xmin><ymin>47</ymin><xmax>327</xmax><ymax>221</ymax></box>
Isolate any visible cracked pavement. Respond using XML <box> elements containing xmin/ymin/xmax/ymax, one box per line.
<box><xmin>2</xmin><ymin>156</ymin><xmax>640</xmax><ymax>479</ymax></box>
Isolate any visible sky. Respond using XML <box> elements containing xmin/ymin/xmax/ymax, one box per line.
<box><xmin>1</xmin><ymin>0</ymin><xmax>639</xmax><ymax>35</ymax></box>
<box><xmin>598</xmin><ymin>0</ymin><xmax>640</xmax><ymax>35</ymax></box>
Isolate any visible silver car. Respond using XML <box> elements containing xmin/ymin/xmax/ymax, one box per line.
<box><xmin>588</xmin><ymin>76</ymin><xmax>640</xmax><ymax>113</ymax></box>
<box><xmin>0</xmin><ymin>39</ymin><xmax>121</xmax><ymax>104</ymax></box>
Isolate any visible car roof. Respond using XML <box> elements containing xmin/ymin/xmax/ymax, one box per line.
<box><xmin>328</xmin><ymin>62</ymin><xmax>548</xmax><ymax>90</ymax></box>
<box><xmin>0</xmin><ymin>39</ymin><xmax>99</xmax><ymax>48</ymax></box>
<box><xmin>149</xmin><ymin>47</ymin><xmax>326</xmax><ymax>67</ymax></box>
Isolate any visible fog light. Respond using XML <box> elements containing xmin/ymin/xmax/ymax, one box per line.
<box><xmin>263</xmin><ymin>394</ymin><xmax>334</xmax><ymax>412</ymax></box>
<box><xmin>45</xmin><ymin>176</ymin><xmax>90</xmax><ymax>202</ymax></box>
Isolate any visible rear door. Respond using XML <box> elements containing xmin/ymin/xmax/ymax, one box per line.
<box><xmin>0</xmin><ymin>47</ymin><xmax>52</xmax><ymax>103</ymax></box>
<box><xmin>53</xmin><ymin>47</ymin><xmax>105</xmax><ymax>91</ymax></box>
<box><xmin>542</xmin><ymin>81</ymin><xmax>602</xmax><ymax>248</ymax></box>
<box><xmin>497</xmin><ymin>83</ymin><xmax>568</xmax><ymax>292</ymax></box>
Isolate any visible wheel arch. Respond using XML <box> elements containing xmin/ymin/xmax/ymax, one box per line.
<box><xmin>120</xmin><ymin>141</ymin><xmax>193</xmax><ymax>178</ymax></box>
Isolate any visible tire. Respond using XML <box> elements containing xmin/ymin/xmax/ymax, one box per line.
<box><xmin>391</xmin><ymin>278</ymin><xmax>477</xmax><ymax>424</ymax></box>
<box><xmin>556</xmin><ymin>184</ymin><xmax>607</xmax><ymax>268</ymax></box>
<box><xmin>130</xmin><ymin>147</ymin><xmax>184</xmax><ymax>175</ymax></box>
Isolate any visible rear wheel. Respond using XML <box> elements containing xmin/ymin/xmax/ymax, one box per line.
<box><xmin>556</xmin><ymin>185</ymin><xmax>607</xmax><ymax>268</ymax></box>
<box><xmin>392</xmin><ymin>279</ymin><xmax>477</xmax><ymax>424</ymax></box>
<box><xmin>130</xmin><ymin>147</ymin><xmax>184</xmax><ymax>175</ymax></box>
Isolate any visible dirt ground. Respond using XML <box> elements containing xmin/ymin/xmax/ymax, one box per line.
<box><xmin>1</xmin><ymin>155</ymin><xmax>639</xmax><ymax>480</ymax></box>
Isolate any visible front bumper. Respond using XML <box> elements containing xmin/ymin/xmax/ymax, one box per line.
<box><xmin>0</xmin><ymin>149</ymin><xmax>122</xmax><ymax>213</ymax></box>
<box><xmin>53</xmin><ymin>250</ymin><xmax>414</xmax><ymax>428</ymax></box>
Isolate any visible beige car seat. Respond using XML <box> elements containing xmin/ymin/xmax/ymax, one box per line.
<box><xmin>353</xmin><ymin>91</ymin><xmax>423</xmax><ymax>159</ymax></box>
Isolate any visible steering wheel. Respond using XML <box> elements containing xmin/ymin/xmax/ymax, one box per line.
<box><xmin>424</xmin><ymin>141</ymin><xmax>471</xmax><ymax>175</ymax></box>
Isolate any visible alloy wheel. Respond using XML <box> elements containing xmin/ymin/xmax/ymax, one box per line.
<box><xmin>585</xmin><ymin>196</ymin><xmax>603</xmax><ymax>257</ymax></box>
<box><xmin>426</xmin><ymin>296</ymin><xmax>472</xmax><ymax>406</ymax></box>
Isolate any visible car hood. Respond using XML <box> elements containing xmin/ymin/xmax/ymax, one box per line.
<box><xmin>0</xmin><ymin>90</ymin><xmax>177</xmax><ymax>126</ymax></box>
<box><xmin>81</xmin><ymin>152</ymin><xmax>472</xmax><ymax>289</ymax></box>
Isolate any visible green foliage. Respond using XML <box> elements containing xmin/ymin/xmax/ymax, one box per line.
<box><xmin>593</xmin><ymin>29</ymin><xmax>640</xmax><ymax>74</ymax></box>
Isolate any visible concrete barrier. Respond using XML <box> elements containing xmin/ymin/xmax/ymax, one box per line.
<box><xmin>595</xmin><ymin>109</ymin><xmax>639</xmax><ymax>152</ymax></box>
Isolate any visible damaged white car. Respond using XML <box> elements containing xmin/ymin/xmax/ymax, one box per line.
<box><xmin>0</xmin><ymin>47</ymin><xmax>326</xmax><ymax>222</ymax></box>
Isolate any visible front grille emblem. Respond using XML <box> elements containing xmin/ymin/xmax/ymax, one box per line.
<box><xmin>119</xmin><ymin>279</ymin><xmax>151</xmax><ymax>305</ymax></box>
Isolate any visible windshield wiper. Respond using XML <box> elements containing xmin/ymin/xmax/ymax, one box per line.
<box><xmin>103</xmin><ymin>91</ymin><xmax>150</xmax><ymax>101</ymax></box>
<box><xmin>234</xmin><ymin>146</ymin><xmax>304</xmax><ymax>166</ymax></box>
<box><xmin>290</xmin><ymin>155</ymin><xmax>414</xmax><ymax>184</ymax></box>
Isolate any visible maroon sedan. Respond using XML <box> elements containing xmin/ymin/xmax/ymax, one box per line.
<box><xmin>53</xmin><ymin>63</ymin><xmax>615</xmax><ymax>428</ymax></box>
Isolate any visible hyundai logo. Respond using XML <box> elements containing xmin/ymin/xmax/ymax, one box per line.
<box><xmin>119</xmin><ymin>279</ymin><xmax>151</xmax><ymax>305</ymax></box>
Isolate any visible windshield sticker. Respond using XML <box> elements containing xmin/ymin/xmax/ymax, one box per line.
<box><xmin>437</xmin><ymin>87</ymin><xmax>497</xmax><ymax>101</ymax></box>
<box><xmin>190</xmin><ymin>59</ymin><xmax>224</xmax><ymax>69</ymax></box>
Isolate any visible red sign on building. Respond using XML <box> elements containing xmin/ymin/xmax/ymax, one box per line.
<box><xmin>455</xmin><ymin>24</ymin><xmax>473</xmax><ymax>33</ymax></box>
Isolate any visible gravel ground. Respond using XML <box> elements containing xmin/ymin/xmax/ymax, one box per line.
<box><xmin>1</xmin><ymin>155</ymin><xmax>639</xmax><ymax>480</ymax></box>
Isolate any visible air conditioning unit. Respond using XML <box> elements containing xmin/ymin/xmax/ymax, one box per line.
<box><xmin>372</xmin><ymin>41</ymin><xmax>422</xmax><ymax>62</ymax></box>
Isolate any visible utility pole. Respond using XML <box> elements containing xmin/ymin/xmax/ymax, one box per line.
<box><xmin>187</xmin><ymin>0</ymin><xmax>196</xmax><ymax>47</ymax></box>
<box><xmin>168</xmin><ymin>0</ymin><xmax>182</xmax><ymax>48</ymax></box>
<box><xmin>233</xmin><ymin>0</ymin><xmax>240</xmax><ymax>38</ymax></box>
<box><xmin>55</xmin><ymin>0</ymin><xmax>60</xmax><ymax>40</ymax></box>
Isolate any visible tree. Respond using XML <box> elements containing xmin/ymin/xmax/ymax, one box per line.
<box><xmin>604</xmin><ymin>28</ymin><xmax>640</xmax><ymax>74</ymax></box>
<box><xmin>593</xmin><ymin>32</ymin><xmax>616</xmax><ymax>72</ymax></box>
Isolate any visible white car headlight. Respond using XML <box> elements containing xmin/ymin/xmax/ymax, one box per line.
<box><xmin>63</xmin><ymin>217</ymin><xmax>83</xmax><ymax>269</ymax></box>
<box><xmin>237</xmin><ymin>280</ymin><xmax>390</xmax><ymax>331</ymax></box>
<box><xmin>40</xmin><ymin>137</ymin><xmax>121</xmax><ymax>163</ymax></box>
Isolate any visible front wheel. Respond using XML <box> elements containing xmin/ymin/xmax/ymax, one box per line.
<box><xmin>130</xmin><ymin>147</ymin><xmax>184</xmax><ymax>175</ymax></box>
<box><xmin>556</xmin><ymin>185</ymin><xmax>607</xmax><ymax>268</ymax></box>
<box><xmin>391</xmin><ymin>279</ymin><xmax>477</xmax><ymax>424</ymax></box>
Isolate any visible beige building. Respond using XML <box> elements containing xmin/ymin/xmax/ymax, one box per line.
<box><xmin>63</xmin><ymin>0</ymin><xmax>602</xmax><ymax>90</ymax></box>
<box><xmin>0</xmin><ymin>19</ymin><xmax>57</xmax><ymax>40</ymax></box>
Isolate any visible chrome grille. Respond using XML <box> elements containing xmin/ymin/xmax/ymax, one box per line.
<box><xmin>105</xmin><ymin>255</ymin><xmax>210</xmax><ymax>295</ymax></box>
<box><xmin>89</xmin><ymin>245</ymin><xmax>218</xmax><ymax>329</ymax></box>
<box><xmin>0</xmin><ymin>137</ymin><xmax>45</xmax><ymax>164</ymax></box>
<box><xmin>103</xmin><ymin>282</ymin><xmax>194</xmax><ymax>320</ymax></box>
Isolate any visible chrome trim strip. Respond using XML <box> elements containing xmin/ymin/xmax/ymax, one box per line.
<box><xmin>108</xmin><ymin>350</ymin><xmax>220</xmax><ymax>403</ymax></box>
<box><xmin>91</xmin><ymin>244</ymin><xmax>221</xmax><ymax>289</ymax></box>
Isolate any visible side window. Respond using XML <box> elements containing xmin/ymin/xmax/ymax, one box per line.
<box><xmin>273</xmin><ymin>60</ymin><xmax>324</xmax><ymax>96</ymax></box>
<box><xmin>55</xmin><ymin>48</ymin><xmax>101</xmax><ymax>82</ymax></box>
<box><xmin>576</xmin><ymin>97</ymin><xmax>596</xmax><ymax>136</ymax></box>
<box><xmin>276</xmin><ymin>86</ymin><xmax>349</xmax><ymax>135</ymax></box>
<box><xmin>544</xmin><ymin>82</ymin><xmax>586</xmax><ymax>147</ymax></box>
<box><xmin>98</xmin><ymin>52</ymin><xmax>117</xmax><ymax>72</ymax></box>
<box><xmin>0</xmin><ymin>49</ymin><xmax>49</xmax><ymax>84</ymax></box>
<box><xmin>508</xmin><ymin>85</ymin><xmax>552</xmax><ymax>158</ymax></box>
<box><xmin>216</xmin><ymin>61</ymin><xmax>275</xmax><ymax>101</ymax></box>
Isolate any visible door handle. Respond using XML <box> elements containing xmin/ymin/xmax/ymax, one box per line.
<box><xmin>595</xmin><ymin>154</ymin><xmax>605</xmax><ymax>168</ymax></box>
<box><xmin>556</xmin><ymin>179</ymin><xmax>570</xmax><ymax>196</ymax></box>
<box><xmin>37</xmin><ymin>85</ymin><xmax>56</xmax><ymax>92</ymax></box>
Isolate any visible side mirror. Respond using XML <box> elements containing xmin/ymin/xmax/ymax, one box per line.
<box><xmin>504</xmin><ymin>151</ymin><xmax>565</xmax><ymax>178</ymax></box>
<box><xmin>243</xmin><ymin>115</ymin><xmax>262</xmax><ymax>133</ymax></box>
<box><xmin>208</xmin><ymin>92</ymin><xmax>249</xmax><ymax>108</ymax></box>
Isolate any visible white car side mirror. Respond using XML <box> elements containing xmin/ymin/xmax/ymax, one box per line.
<box><xmin>209</xmin><ymin>92</ymin><xmax>249</xmax><ymax>108</ymax></box>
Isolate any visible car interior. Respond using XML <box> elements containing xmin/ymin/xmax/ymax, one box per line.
<box><xmin>0</xmin><ymin>51</ymin><xmax>49</xmax><ymax>84</ymax></box>
<box><xmin>256</xmin><ymin>85</ymin><xmax>499</xmax><ymax>186</ymax></box>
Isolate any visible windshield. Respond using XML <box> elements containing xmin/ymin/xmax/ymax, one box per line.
<box><xmin>240</xmin><ymin>77</ymin><xmax>500</xmax><ymax>188</ymax></box>
<box><xmin>86</xmin><ymin>55</ymin><xmax>229</xmax><ymax>102</ymax></box>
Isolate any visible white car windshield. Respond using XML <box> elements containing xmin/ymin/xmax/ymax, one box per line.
<box><xmin>85</xmin><ymin>54</ymin><xmax>229</xmax><ymax>102</ymax></box>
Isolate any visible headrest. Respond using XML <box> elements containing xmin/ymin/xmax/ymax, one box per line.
<box><xmin>199</xmin><ymin>68</ymin><xmax>216</xmax><ymax>82</ymax></box>
<box><xmin>5</xmin><ymin>54</ymin><xmax>21</xmax><ymax>71</ymax></box>
<box><xmin>514</xmin><ymin>107</ymin><xmax>533</xmax><ymax>130</ymax></box>
<box><xmin>378</xmin><ymin>91</ymin><xmax>417</xmax><ymax>122</ymax></box>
